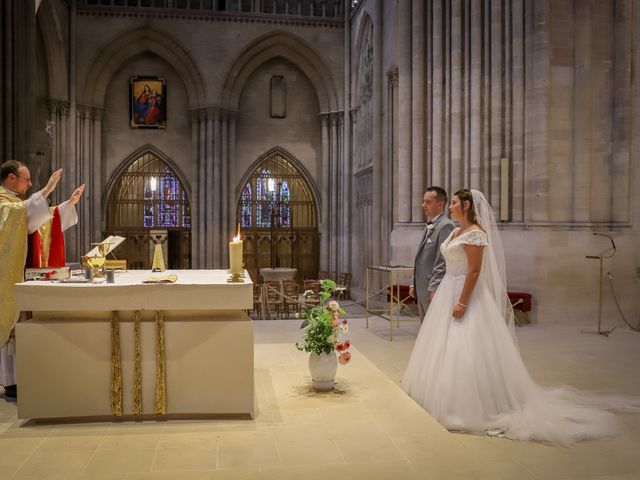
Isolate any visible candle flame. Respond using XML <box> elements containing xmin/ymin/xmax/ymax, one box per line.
<box><xmin>234</xmin><ymin>223</ymin><xmax>241</xmax><ymax>242</ymax></box>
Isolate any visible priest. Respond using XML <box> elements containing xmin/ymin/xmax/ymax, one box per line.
<box><xmin>0</xmin><ymin>160</ymin><xmax>85</xmax><ymax>399</ymax></box>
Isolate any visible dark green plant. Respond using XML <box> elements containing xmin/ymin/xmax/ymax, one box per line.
<box><xmin>295</xmin><ymin>279</ymin><xmax>350</xmax><ymax>359</ymax></box>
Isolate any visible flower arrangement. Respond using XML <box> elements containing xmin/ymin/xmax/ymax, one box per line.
<box><xmin>296</xmin><ymin>279</ymin><xmax>351</xmax><ymax>365</ymax></box>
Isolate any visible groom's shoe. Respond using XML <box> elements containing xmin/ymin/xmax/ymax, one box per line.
<box><xmin>3</xmin><ymin>384</ymin><xmax>16</xmax><ymax>399</ymax></box>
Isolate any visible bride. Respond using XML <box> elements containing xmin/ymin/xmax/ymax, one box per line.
<box><xmin>402</xmin><ymin>189</ymin><xmax>638</xmax><ymax>444</ymax></box>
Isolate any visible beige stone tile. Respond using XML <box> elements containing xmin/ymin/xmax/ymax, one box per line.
<box><xmin>98</xmin><ymin>432</ymin><xmax>160</xmax><ymax>450</ymax></box>
<box><xmin>83</xmin><ymin>446</ymin><xmax>156</xmax><ymax>474</ymax></box>
<box><xmin>128</xmin><ymin>473</ymin><xmax>217</xmax><ymax>480</ymax></box>
<box><xmin>150</xmin><ymin>420</ymin><xmax>220</xmax><ymax>433</ymax></box>
<box><xmin>218</xmin><ymin>428</ymin><xmax>275</xmax><ymax>446</ymax></box>
<box><xmin>334</xmin><ymin>433</ymin><xmax>406</xmax><ymax>464</ymax></box>
<box><xmin>38</xmin><ymin>434</ymin><xmax>104</xmax><ymax>451</ymax></box>
<box><xmin>0</xmin><ymin>449</ymin><xmax>34</xmax><ymax>478</ymax></box>
<box><xmin>0</xmin><ymin>435</ymin><xmax>45</xmax><ymax>453</ymax></box>
<box><xmin>14</xmin><ymin>449</ymin><xmax>93</xmax><ymax>476</ymax></box>
<box><xmin>158</xmin><ymin>430</ymin><xmax>219</xmax><ymax>448</ymax></box>
<box><xmin>152</xmin><ymin>446</ymin><xmax>218</xmax><ymax>471</ymax></box>
<box><xmin>277</xmin><ymin>438</ymin><xmax>345</xmax><ymax>467</ymax></box>
<box><xmin>217</xmin><ymin>440</ymin><xmax>280</xmax><ymax>469</ymax></box>
<box><xmin>12</xmin><ymin>474</ymin><xmax>125</xmax><ymax>480</ymax></box>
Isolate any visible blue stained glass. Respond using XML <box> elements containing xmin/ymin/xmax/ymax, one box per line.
<box><xmin>241</xmin><ymin>183</ymin><xmax>252</xmax><ymax>228</ymax></box>
<box><xmin>280</xmin><ymin>180</ymin><xmax>290</xmax><ymax>227</ymax></box>
<box><xmin>256</xmin><ymin>170</ymin><xmax>275</xmax><ymax>228</ymax></box>
<box><xmin>158</xmin><ymin>173</ymin><xmax>180</xmax><ymax>227</ymax></box>
<box><xmin>182</xmin><ymin>191</ymin><xmax>191</xmax><ymax>228</ymax></box>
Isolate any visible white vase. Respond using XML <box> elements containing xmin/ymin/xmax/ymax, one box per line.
<box><xmin>308</xmin><ymin>351</ymin><xmax>338</xmax><ymax>391</ymax></box>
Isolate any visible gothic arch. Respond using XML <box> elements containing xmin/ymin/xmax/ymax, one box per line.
<box><xmin>236</xmin><ymin>146</ymin><xmax>321</xmax><ymax>218</ymax></box>
<box><xmin>103</xmin><ymin>144</ymin><xmax>192</xmax><ymax>214</ymax></box>
<box><xmin>81</xmin><ymin>27</ymin><xmax>206</xmax><ymax>108</ymax></box>
<box><xmin>36</xmin><ymin>0</ymin><xmax>68</xmax><ymax>101</ymax></box>
<box><xmin>352</xmin><ymin>13</ymin><xmax>374</xmax><ymax>106</ymax></box>
<box><xmin>222</xmin><ymin>31</ymin><xmax>339</xmax><ymax>113</ymax></box>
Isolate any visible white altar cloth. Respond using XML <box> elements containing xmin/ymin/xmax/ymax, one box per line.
<box><xmin>14</xmin><ymin>270</ymin><xmax>254</xmax><ymax>421</ymax></box>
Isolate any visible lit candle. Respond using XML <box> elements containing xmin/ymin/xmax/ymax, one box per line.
<box><xmin>229</xmin><ymin>224</ymin><xmax>243</xmax><ymax>274</ymax></box>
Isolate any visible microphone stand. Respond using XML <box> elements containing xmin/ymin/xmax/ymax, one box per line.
<box><xmin>582</xmin><ymin>233</ymin><xmax>616</xmax><ymax>337</ymax></box>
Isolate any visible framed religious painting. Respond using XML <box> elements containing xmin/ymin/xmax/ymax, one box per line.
<box><xmin>130</xmin><ymin>76</ymin><xmax>167</xmax><ymax>129</ymax></box>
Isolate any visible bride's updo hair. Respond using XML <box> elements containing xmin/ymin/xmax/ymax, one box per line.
<box><xmin>453</xmin><ymin>189</ymin><xmax>479</xmax><ymax>225</ymax></box>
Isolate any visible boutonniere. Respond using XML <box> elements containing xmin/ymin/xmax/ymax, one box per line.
<box><xmin>427</xmin><ymin>223</ymin><xmax>436</xmax><ymax>234</ymax></box>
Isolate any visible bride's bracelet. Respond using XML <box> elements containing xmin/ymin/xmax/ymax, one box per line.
<box><xmin>457</xmin><ymin>301</ymin><xmax>467</xmax><ymax>308</ymax></box>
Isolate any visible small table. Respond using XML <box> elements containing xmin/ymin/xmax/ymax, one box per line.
<box><xmin>259</xmin><ymin>268</ymin><xmax>297</xmax><ymax>282</ymax></box>
<box><xmin>365</xmin><ymin>265</ymin><xmax>418</xmax><ymax>341</ymax></box>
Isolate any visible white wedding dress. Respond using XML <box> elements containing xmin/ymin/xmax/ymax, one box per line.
<box><xmin>402</xmin><ymin>193</ymin><xmax>639</xmax><ymax>445</ymax></box>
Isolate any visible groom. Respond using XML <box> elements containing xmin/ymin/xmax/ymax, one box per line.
<box><xmin>410</xmin><ymin>186</ymin><xmax>455</xmax><ymax>320</ymax></box>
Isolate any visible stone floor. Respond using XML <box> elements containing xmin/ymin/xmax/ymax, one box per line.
<box><xmin>1</xmin><ymin>310</ymin><xmax>639</xmax><ymax>479</ymax></box>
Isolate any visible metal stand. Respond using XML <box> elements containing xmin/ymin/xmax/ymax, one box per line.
<box><xmin>582</xmin><ymin>233</ymin><xmax>616</xmax><ymax>337</ymax></box>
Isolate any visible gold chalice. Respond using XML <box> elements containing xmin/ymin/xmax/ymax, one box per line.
<box><xmin>87</xmin><ymin>254</ymin><xmax>105</xmax><ymax>279</ymax></box>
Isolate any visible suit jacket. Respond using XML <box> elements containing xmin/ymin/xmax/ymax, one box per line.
<box><xmin>413</xmin><ymin>214</ymin><xmax>456</xmax><ymax>306</ymax></box>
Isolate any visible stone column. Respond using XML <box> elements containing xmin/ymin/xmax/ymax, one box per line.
<box><xmin>431</xmin><ymin>0</ymin><xmax>444</xmax><ymax>186</ymax></box>
<box><xmin>372</xmin><ymin>0</ymin><xmax>384</xmax><ymax>267</ymax></box>
<box><xmin>397</xmin><ymin>0</ymin><xmax>412</xmax><ymax>223</ymax></box>
<box><xmin>205</xmin><ymin>108</ymin><xmax>214</xmax><ymax>268</ymax></box>
<box><xmin>320</xmin><ymin>113</ymin><xmax>330</xmax><ymax>271</ymax></box>
<box><xmin>228</xmin><ymin>111</ymin><xmax>237</xmax><ymax>243</ymax></box>
<box><xmin>198</xmin><ymin>109</ymin><xmax>206</xmax><ymax>266</ymax></box>
<box><xmin>411</xmin><ymin>0</ymin><xmax>425</xmax><ymax>221</ymax></box>
<box><xmin>612</xmin><ymin>0</ymin><xmax>631</xmax><ymax>223</ymax></box>
<box><xmin>511</xmin><ymin>0</ymin><xmax>525</xmax><ymax>222</ymax></box>
<box><xmin>190</xmin><ymin>109</ymin><xmax>200</xmax><ymax>267</ymax></box>
<box><xmin>0</xmin><ymin>0</ymin><xmax>36</xmax><ymax>164</ymax></box>
<box><xmin>450</xmin><ymin>0</ymin><xmax>463</xmax><ymax>191</ymax></box>
<box><xmin>342</xmin><ymin>2</ymin><xmax>352</xmax><ymax>276</ymax></box>
<box><xmin>213</xmin><ymin>107</ymin><xmax>222</xmax><ymax>266</ymax></box>
<box><xmin>330</xmin><ymin>112</ymin><xmax>339</xmax><ymax>276</ymax></box>
<box><xmin>92</xmin><ymin>107</ymin><xmax>104</xmax><ymax>242</ymax></box>
<box><xmin>221</xmin><ymin>109</ymin><xmax>230</xmax><ymax>262</ymax></box>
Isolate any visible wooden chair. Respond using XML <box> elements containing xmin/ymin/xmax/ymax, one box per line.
<box><xmin>265</xmin><ymin>281</ymin><xmax>282</xmax><ymax>319</ymax></box>
<box><xmin>337</xmin><ymin>272</ymin><xmax>352</xmax><ymax>300</ymax></box>
<box><xmin>282</xmin><ymin>280</ymin><xmax>300</xmax><ymax>318</ymax></box>
<box><xmin>303</xmin><ymin>279</ymin><xmax>320</xmax><ymax>308</ymax></box>
<box><xmin>251</xmin><ymin>283</ymin><xmax>262</xmax><ymax>319</ymax></box>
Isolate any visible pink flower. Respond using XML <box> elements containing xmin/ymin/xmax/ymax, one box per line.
<box><xmin>326</xmin><ymin>300</ymin><xmax>340</xmax><ymax>312</ymax></box>
<box><xmin>338</xmin><ymin>351</ymin><xmax>352</xmax><ymax>365</ymax></box>
<box><xmin>336</xmin><ymin>340</ymin><xmax>350</xmax><ymax>352</ymax></box>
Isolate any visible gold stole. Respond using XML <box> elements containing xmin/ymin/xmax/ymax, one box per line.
<box><xmin>0</xmin><ymin>187</ymin><xmax>29</xmax><ymax>346</ymax></box>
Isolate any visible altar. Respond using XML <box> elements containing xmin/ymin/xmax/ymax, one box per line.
<box><xmin>13</xmin><ymin>270</ymin><xmax>254</xmax><ymax>421</ymax></box>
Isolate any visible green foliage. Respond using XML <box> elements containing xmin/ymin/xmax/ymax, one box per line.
<box><xmin>295</xmin><ymin>279</ymin><xmax>346</xmax><ymax>356</ymax></box>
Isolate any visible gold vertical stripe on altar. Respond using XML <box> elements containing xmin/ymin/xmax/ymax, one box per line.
<box><xmin>110</xmin><ymin>310</ymin><xmax>123</xmax><ymax>416</ymax></box>
<box><xmin>133</xmin><ymin>310</ymin><xmax>142</xmax><ymax>415</ymax></box>
<box><xmin>155</xmin><ymin>310</ymin><xmax>167</xmax><ymax>415</ymax></box>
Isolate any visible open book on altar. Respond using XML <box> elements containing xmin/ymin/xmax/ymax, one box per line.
<box><xmin>85</xmin><ymin>235</ymin><xmax>126</xmax><ymax>257</ymax></box>
<box><xmin>83</xmin><ymin>235</ymin><xmax>127</xmax><ymax>270</ymax></box>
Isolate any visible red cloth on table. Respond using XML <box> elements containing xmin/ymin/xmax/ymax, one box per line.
<box><xmin>507</xmin><ymin>291</ymin><xmax>531</xmax><ymax>312</ymax></box>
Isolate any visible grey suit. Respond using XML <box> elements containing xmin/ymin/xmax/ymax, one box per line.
<box><xmin>413</xmin><ymin>214</ymin><xmax>456</xmax><ymax>320</ymax></box>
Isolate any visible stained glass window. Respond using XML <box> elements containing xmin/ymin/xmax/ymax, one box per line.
<box><xmin>158</xmin><ymin>171</ymin><xmax>180</xmax><ymax>227</ymax></box>
<box><xmin>280</xmin><ymin>180</ymin><xmax>290</xmax><ymax>227</ymax></box>
<box><xmin>241</xmin><ymin>183</ymin><xmax>252</xmax><ymax>227</ymax></box>
<box><xmin>256</xmin><ymin>169</ymin><xmax>275</xmax><ymax>228</ymax></box>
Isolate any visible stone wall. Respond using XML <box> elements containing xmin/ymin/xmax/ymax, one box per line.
<box><xmin>352</xmin><ymin>0</ymin><xmax>639</xmax><ymax>324</ymax></box>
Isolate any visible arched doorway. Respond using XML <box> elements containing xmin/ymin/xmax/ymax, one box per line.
<box><xmin>237</xmin><ymin>151</ymin><xmax>319</xmax><ymax>282</ymax></box>
<box><xmin>106</xmin><ymin>151</ymin><xmax>191</xmax><ymax>269</ymax></box>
